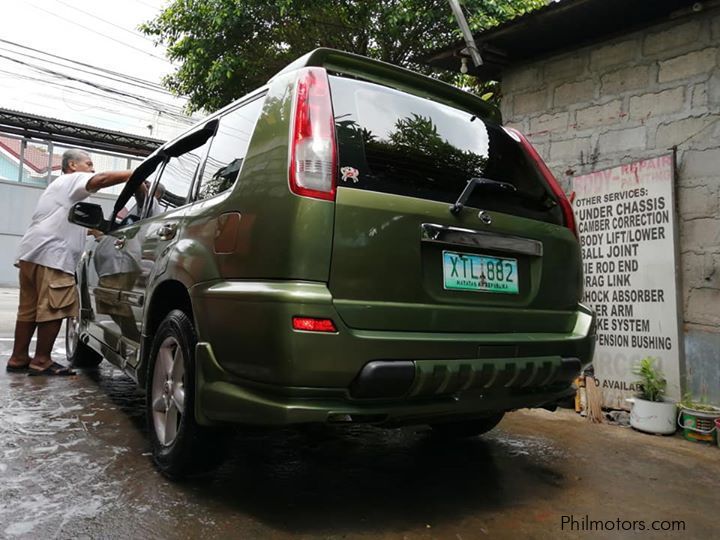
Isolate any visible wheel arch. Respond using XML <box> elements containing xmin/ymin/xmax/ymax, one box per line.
<box><xmin>137</xmin><ymin>279</ymin><xmax>194</xmax><ymax>388</ymax></box>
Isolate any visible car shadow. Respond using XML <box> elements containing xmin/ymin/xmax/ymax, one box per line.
<box><xmin>79</xmin><ymin>363</ymin><xmax>568</xmax><ymax>535</ymax></box>
<box><xmin>180</xmin><ymin>423</ymin><xmax>568</xmax><ymax>535</ymax></box>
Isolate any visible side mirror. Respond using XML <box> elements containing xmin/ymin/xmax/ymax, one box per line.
<box><xmin>68</xmin><ymin>202</ymin><xmax>109</xmax><ymax>232</ymax></box>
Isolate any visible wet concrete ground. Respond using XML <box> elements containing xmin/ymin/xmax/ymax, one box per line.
<box><xmin>0</xmin><ymin>288</ymin><xmax>718</xmax><ymax>539</ymax></box>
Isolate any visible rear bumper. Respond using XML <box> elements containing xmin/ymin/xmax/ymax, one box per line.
<box><xmin>195</xmin><ymin>342</ymin><xmax>579</xmax><ymax>426</ymax></box>
<box><xmin>351</xmin><ymin>356</ymin><xmax>582</xmax><ymax>399</ymax></box>
<box><xmin>190</xmin><ymin>280</ymin><xmax>595</xmax><ymax>426</ymax></box>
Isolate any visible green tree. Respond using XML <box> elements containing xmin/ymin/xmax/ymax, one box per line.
<box><xmin>142</xmin><ymin>0</ymin><xmax>544</xmax><ymax>113</ymax></box>
<box><xmin>386</xmin><ymin>113</ymin><xmax>487</xmax><ymax>177</ymax></box>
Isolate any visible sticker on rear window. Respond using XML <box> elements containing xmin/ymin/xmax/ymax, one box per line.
<box><xmin>341</xmin><ymin>166</ymin><xmax>359</xmax><ymax>183</ymax></box>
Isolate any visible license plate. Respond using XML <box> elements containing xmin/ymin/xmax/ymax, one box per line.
<box><xmin>442</xmin><ymin>250</ymin><xmax>519</xmax><ymax>294</ymax></box>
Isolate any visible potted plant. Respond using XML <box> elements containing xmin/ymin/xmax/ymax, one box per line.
<box><xmin>677</xmin><ymin>393</ymin><xmax>720</xmax><ymax>445</ymax></box>
<box><xmin>628</xmin><ymin>357</ymin><xmax>677</xmax><ymax>435</ymax></box>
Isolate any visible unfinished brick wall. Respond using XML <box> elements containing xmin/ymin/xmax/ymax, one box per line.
<box><xmin>500</xmin><ymin>7</ymin><xmax>720</xmax><ymax>402</ymax></box>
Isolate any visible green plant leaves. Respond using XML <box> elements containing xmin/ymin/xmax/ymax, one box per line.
<box><xmin>632</xmin><ymin>357</ymin><xmax>667</xmax><ymax>402</ymax></box>
<box><xmin>141</xmin><ymin>0</ymin><xmax>544</xmax><ymax>113</ymax></box>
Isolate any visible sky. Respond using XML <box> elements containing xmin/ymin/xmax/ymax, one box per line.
<box><xmin>0</xmin><ymin>0</ymin><xmax>199</xmax><ymax>140</ymax></box>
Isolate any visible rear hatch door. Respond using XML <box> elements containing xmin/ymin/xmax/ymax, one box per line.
<box><xmin>327</xmin><ymin>75</ymin><xmax>581</xmax><ymax>333</ymax></box>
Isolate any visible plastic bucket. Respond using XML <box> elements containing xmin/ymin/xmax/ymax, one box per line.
<box><xmin>678</xmin><ymin>408</ymin><xmax>719</xmax><ymax>444</ymax></box>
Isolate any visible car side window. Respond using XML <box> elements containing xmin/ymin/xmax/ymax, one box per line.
<box><xmin>150</xmin><ymin>137</ymin><xmax>212</xmax><ymax>217</ymax></box>
<box><xmin>115</xmin><ymin>159</ymin><xmax>164</xmax><ymax>226</ymax></box>
<box><xmin>196</xmin><ymin>96</ymin><xmax>265</xmax><ymax>201</ymax></box>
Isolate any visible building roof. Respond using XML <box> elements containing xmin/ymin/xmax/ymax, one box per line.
<box><xmin>423</xmin><ymin>0</ymin><xmax>701</xmax><ymax>80</ymax></box>
<box><xmin>0</xmin><ymin>135</ymin><xmax>62</xmax><ymax>174</ymax></box>
<box><xmin>0</xmin><ymin>107</ymin><xmax>164</xmax><ymax>157</ymax></box>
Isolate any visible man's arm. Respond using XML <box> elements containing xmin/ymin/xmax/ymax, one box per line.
<box><xmin>86</xmin><ymin>170</ymin><xmax>133</xmax><ymax>193</ymax></box>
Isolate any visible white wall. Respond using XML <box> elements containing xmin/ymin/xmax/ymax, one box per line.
<box><xmin>0</xmin><ymin>180</ymin><xmax>117</xmax><ymax>285</ymax></box>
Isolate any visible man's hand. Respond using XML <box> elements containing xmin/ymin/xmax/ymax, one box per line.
<box><xmin>87</xmin><ymin>229</ymin><xmax>103</xmax><ymax>240</ymax></box>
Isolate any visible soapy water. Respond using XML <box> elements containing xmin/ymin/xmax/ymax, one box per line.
<box><xmin>491</xmin><ymin>433</ymin><xmax>567</xmax><ymax>459</ymax></box>
<box><xmin>0</xmin><ymin>338</ymin><xmax>573</xmax><ymax>539</ymax></box>
<box><xmin>0</xmin><ymin>340</ymin><xmax>147</xmax><ymax>539</ymax></box>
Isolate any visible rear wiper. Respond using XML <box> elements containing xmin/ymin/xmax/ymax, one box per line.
<box><xmin>449</xmin><ymin>177</ymin><xmax>517</xmax><ymax>215</ymax></box>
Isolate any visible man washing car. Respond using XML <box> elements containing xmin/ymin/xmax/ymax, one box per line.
<box><xmin>5</xmin><ymin>149</ymin><xmax>133</xmax><ymax>376</ymax></box>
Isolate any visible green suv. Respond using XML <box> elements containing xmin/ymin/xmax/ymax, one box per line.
<box><xmin>68</xmin><ymin>49</ymin><xmax>595</xmax><ymax>477</ymax></box>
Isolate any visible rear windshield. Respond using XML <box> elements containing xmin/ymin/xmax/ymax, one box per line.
<box><xmin>329</xmin><ymin>75</ymin><xmax>563</xmax><ymax>225</ymax></box>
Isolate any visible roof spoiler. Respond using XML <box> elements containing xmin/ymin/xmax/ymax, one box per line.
<box><xmin>269</xmin><ymin>48</ymin><xmax>501</xmax><ymax>124</ymax></box>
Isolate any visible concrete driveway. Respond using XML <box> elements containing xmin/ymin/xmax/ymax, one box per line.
<box><xmin>0</xmin><ymin>287</ymin><xmax>717</xmax><ymax>539</ymax></box>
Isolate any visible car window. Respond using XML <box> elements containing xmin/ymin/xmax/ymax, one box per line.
<box><xmin>329</xmin><ymin>75</ymin><xmax>563</xmax><ymax>226</ymax></box>
<box><xmin>196</xmin><ymin>96</ymin><xmax>265</xmax><ymax>201</ymax></box>
<box><xmin>150</xmin><ymin>136</ymin><xmax>212</xmax><ymax>217</ymax></box>
<box><xmin>114</xmin><ymin>159</ymin><xmax>163</xmax><ymax>226</ymax></box>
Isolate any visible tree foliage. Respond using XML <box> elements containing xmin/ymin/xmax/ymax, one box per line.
<box><xmin>386</xmin><ymin>114</ymin><xmax>488</xmax><ymax>177</ymax></box>
<box><xmin>142</xmin><ymin>0</ymin><xmax>544</xmax><ymax>113</ymax></box>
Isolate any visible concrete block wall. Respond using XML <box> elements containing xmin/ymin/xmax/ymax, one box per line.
<box><xmin>500</xmin><ymin>7</ymin><xmax>720</xmax><ymax>403</ymax></box>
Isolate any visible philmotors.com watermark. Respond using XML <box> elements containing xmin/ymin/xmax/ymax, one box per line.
<box><xmin>561</xmin><ymin>515</ymin><xmax>686</xmax><ymax>533</ymax></box>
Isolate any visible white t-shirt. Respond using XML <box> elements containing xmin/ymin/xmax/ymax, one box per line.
<box><xmin>16</xmin><ymin>172</ymin><xmax>95</xmax><ymax>274</ymax></box>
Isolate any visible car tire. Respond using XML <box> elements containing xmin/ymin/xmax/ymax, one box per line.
<box><xmin>66</xmin><ymin>316</ymin><xmax>103</xmax><ymax>368</ymax></box>
<box><xmin>430</xmin><ymin>412</ymin><xmax>505</xmax><ymax>438</ymax></box>
<box><xmin>146</xmin><ymin>309</ymin><xmax>227</xmax><ymax>479</ymax></box>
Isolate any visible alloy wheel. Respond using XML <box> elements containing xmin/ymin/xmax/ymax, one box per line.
<box><xmin>151</xmin><ymin>336</ymin><xmax>186</xmax><ymax>446</ymax></box>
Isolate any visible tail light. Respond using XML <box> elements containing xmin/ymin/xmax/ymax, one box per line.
<box><xmin>289</xmin><ymin>67</ymin><xmax>337</xmax><ymax>201</ymax></box>
<box><xmin>292</xmin><ymin>317</ymin><xmax>337</xmax><ymax>333</ymax></box>
<box><xmin>505</xmin><ymin>127</ymin><xmax>578</xmax><ymax>238</ymax></box>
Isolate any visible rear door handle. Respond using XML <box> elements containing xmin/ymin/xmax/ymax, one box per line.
<box><xmin>157</xmin><ymin>223</ymin><xmax>178</xmax><ymax>240</ymax></box>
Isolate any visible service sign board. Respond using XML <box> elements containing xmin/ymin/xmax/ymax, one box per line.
<box><xmin>571</xmin><ymin>155</ymin><xmax>683</xmax><ymax>409</ymax></box>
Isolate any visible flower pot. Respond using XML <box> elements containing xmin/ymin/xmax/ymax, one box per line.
<box><xmin>628</xmin><ymin>397</ymin><xmax>677</xmax><ymax>435</ymax></box>
<box><xmin>678</xmin><ymin>405</ymin><xmax>720</xmax><ymax>444</ymax></box>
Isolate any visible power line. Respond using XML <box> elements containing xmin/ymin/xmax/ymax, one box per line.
<box><xmin>51</xmin><ymin>0</ymin><xmax>157</xmax><ymax>44</ymax></box>
<box><xmin>0</xmin><ymin>70</ymin><xmax>194</xmax><ymax>125</ymax></box>
<box><xmin>127</xmin><ymin>0</ymin><xmax>163</xmax><ymax>12</ymax></box>
<box><xmin>1</xmin><ymin>96</ymin><xmax>187</xmax><ymax>144</ymax></box>
<box><xmin>0</xmin><ymin>38</ymin><xmax>168</xmax><ymax>91</ymax></box>
<box><xmin>2</xmin><ymin>69</ymin><xmax>153</xmax><ymax>117</ymax></box>
<box><xmin>0</xmin><ymin>54</ymin><xmax>188</xmax><ymax>117</ymax></box>
<box><xmin>14</xmin><ymin>96</ymin><xmax>159</xmax><ymax>132</ymax></box>
<box><xmin>0</xmin><ymin>44</ymin><xmax>176</xmax><ymax>98</ymax></box>
<box><xmin>25</xmin><ymin>1</ymin><xmax>170</xmax><ymax>63</ymax></box>
<box><xmin>0</xmin><ymin>81</ymin><xmax>193</xmax><ymax>134</ymax></box>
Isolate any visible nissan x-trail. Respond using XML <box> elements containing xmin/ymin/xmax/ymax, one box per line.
<box><xmin>67</xmin><ymin>49</ymin><xmax>595</xmax><ymax>477</ymax></box>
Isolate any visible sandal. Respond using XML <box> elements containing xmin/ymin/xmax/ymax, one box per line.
<box><xmin>6</xmin><ymin>363</ymin><xmax>31</xmax><ymax>373</ymax></box>
<box><xmin>27</xmin><ymin>362</ymin><xmax>77</xmax><ymax>377</ymax></box>
<box><xmin>6</xmin><ymin>358</ymin><xmax>32</xmax><ymax>373</ymax></box>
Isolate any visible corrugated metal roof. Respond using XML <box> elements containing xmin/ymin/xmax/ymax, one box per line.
<box><xmin>423</xmin><ymin>0</ymin><xmax>701</xmax><ymax>80</ymax></box>
<box><xmin>0</xmin><ymin>107</ymin><xmax>164</xmax><ymax>157</ymax></box>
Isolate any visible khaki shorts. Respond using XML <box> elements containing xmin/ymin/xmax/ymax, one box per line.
<box><xmin>17</xmin><ymin>261</ymin><xmax>79</xmax><ymax>323</ymax></box>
